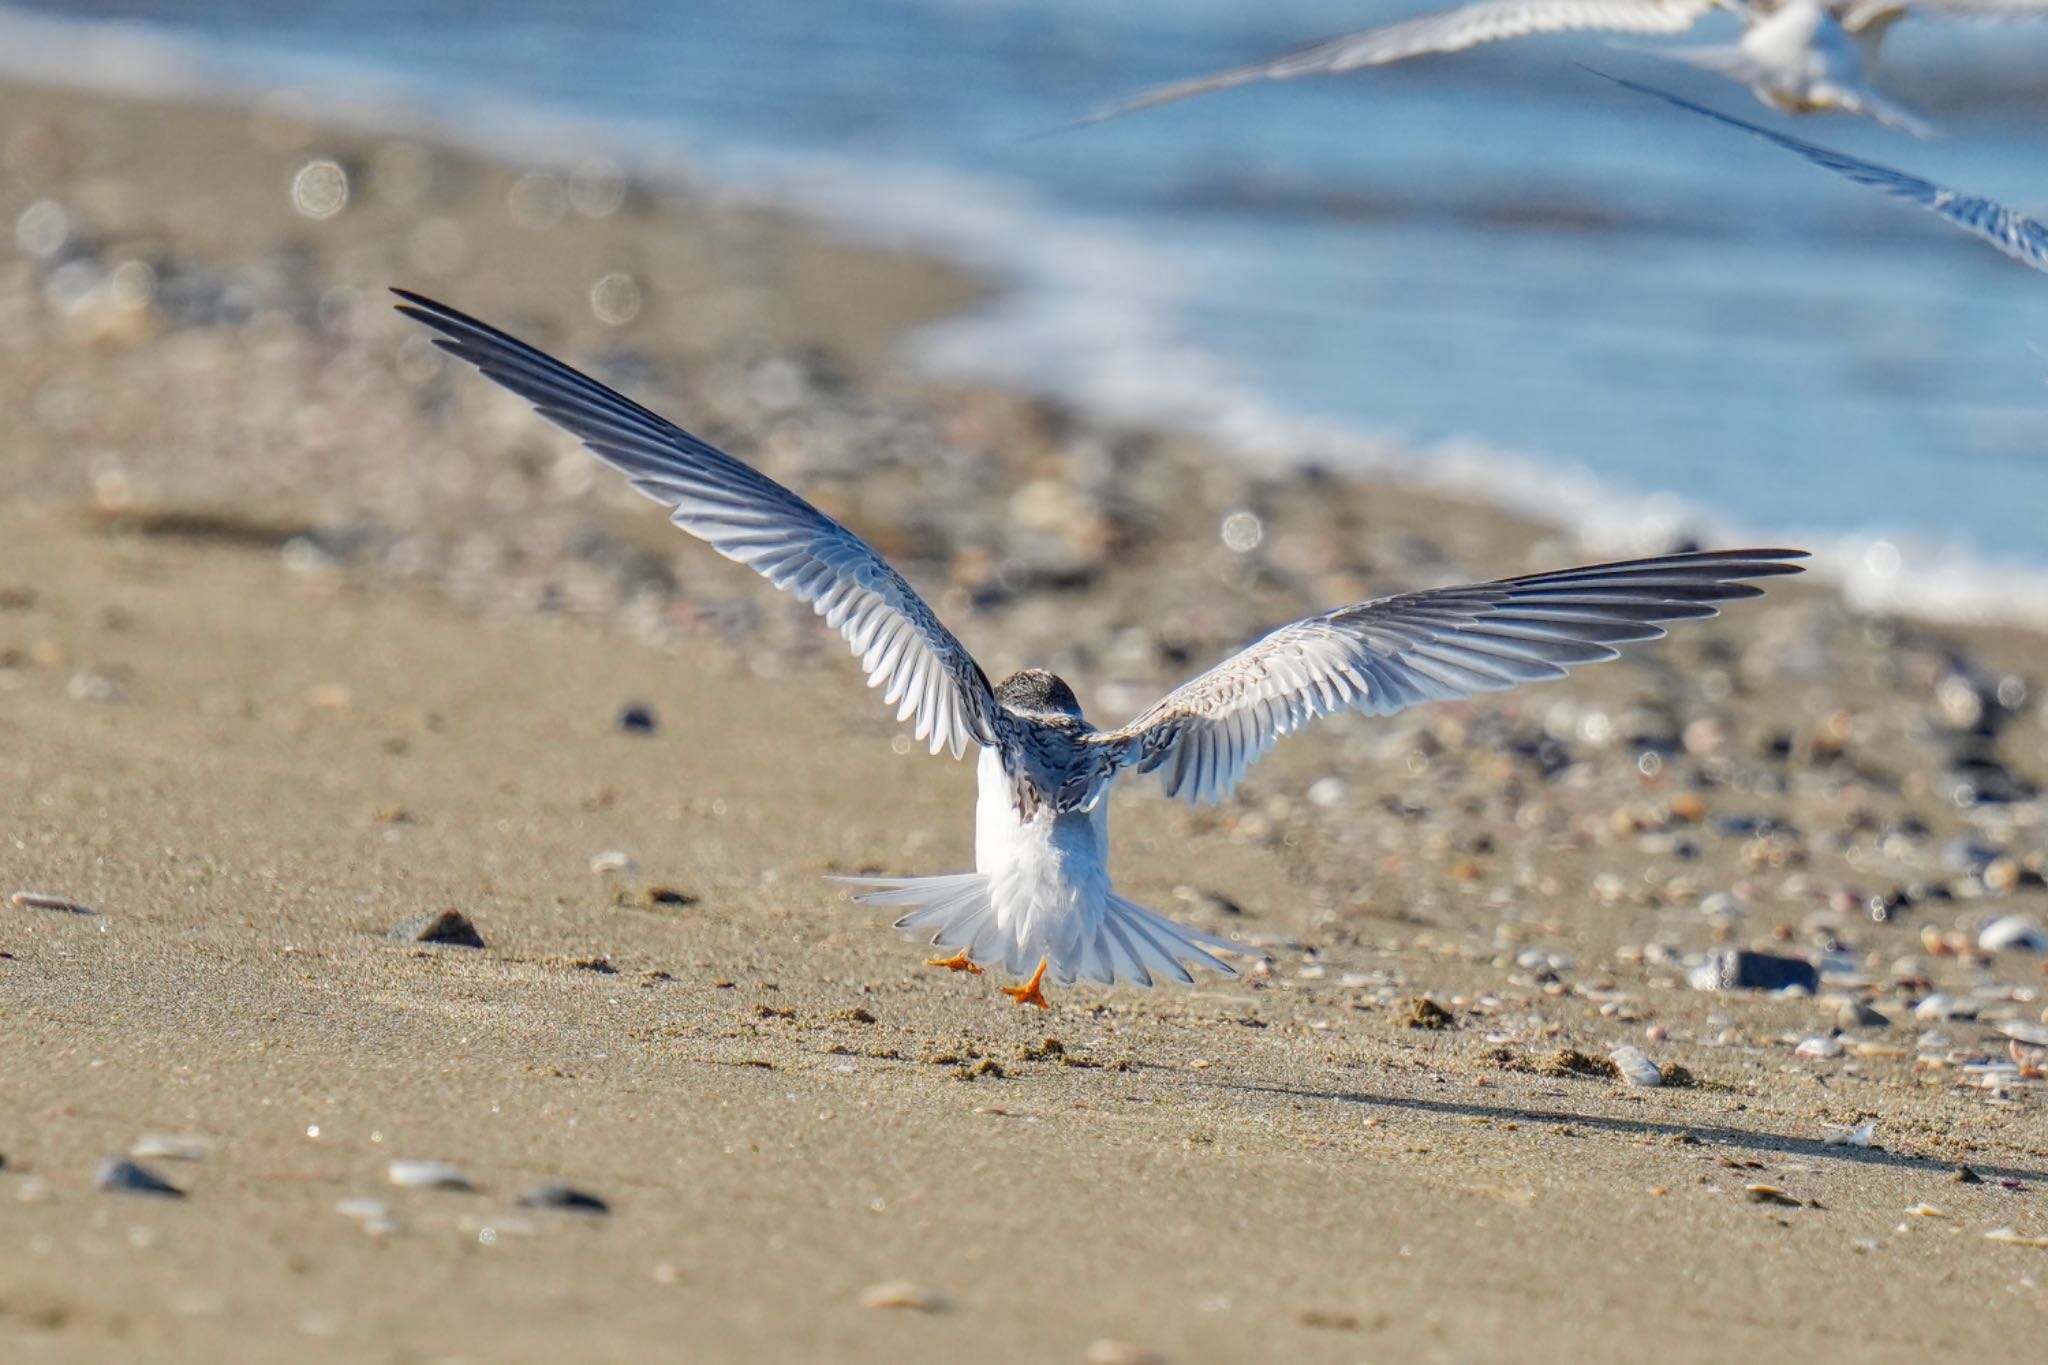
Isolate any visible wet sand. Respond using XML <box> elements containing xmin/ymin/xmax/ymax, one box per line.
<box><xmin>4</xmin><ymin>78</ymin><xmax>2048</xmax><ymax>1364</ymax></box>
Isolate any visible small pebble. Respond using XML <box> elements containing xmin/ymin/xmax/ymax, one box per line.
<box><xmin>859</xmin><ymin>1280</ymin><xmax>949</xmax><ymax>1313</ymax></box>
<box><xmin>518</xmin><ymin>1182</ymin><xmax>610</xmax><ymax>1215</ymax></box>
<box><xmin>386</xmin><ymin>1159</ymin><xmax>474</xmax><ymax>1191</ymax></box>
<box><xmin>95</xmin><ymin>1157</ymin><xmax>184</xmax><ymax>1199</ymax></box>
<box><xmin>1688</xmin><ymin>949</ymin><xmax>1817</xmax><ymax>993</ymax></box>
<box><xmin>1745</xmin><ymin>1184</ymin><xmax>1802</xmax><ymax>1207</ymax></box>
<box><xmin>616</xmin><ymin>701</ymin><xmax>659</xmax><ymax>734</ymax></box>
<box><xmin>1608</xmin><ymin>1046</ymin><xmax>1663</xmax><ymax>1087</ymax></box>
<box><xmin>1795</xmin><ymin>1035</ymin><xmax>1843</xmax><ymax>1060</ymax></box>
<box><xmin>589</xmin><ymin>849</ymin><xmax>637</xmax><ymax>876</ymax></box>
<box><xmin>390</xmin><ymin>909</ymin><xmax>485</xmax><ymax>948</ymax></box>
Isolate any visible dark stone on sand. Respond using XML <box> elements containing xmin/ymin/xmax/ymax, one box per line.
<box><xmin>616</xmin><ymin>701</ymin><xmax>658</xmax><ymax>734</ymax></box>
<box><xmin>519</xmin><ymin>1182</ymin><xmax>610</xmax><ymax>1215</ymax></box>
<box><xmin>391</xmin><ymin>909</ymin><xmax>485</xmax><ymax>948</ymax></box>
<box><xmin>1689</xmin><ymin>949</ymin><xmax>1818</xmax><ymax>994</ymax></box>
<box><xmin>95</xmin><ymin>1157</ymin><xmax>183</xmax><ymax>1199</ymax></box>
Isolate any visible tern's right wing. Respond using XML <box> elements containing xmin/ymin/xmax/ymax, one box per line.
<box><xmin>1602</xmin><ymin>75</ymin><xmax>2045</xmax><ymax>273</ymax></box>
<box><xmin>394</xmin><ymin>290</ymin><xmax>1001</xmax><ymax>758</ymax></box>
<box><xmin>1074</xmin><ymin>549</ymin><xmax>1806</xmax><ymax>808</ymax></box>
<box><xmin>1079</xmin><ymin>0</ymin><xmax>1718</xmax><ymax>124</ymax></box>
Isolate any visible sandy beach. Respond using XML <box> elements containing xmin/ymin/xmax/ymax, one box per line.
<box><xmin>5</xmin><ymin>77</ymin><xmax>2048</xmax><ymax>1364</ymax></box>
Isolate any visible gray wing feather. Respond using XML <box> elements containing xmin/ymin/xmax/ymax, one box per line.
<box><xmin>1081</xmin><ymin>0</ymin><xmax>1717</xmax><ymax>124</ymax></box>
<box><xmin>1602</xmin><ymin>74</ymin><xmax>2047</xmax><ymax>274</ymax></box>
<box><xmin>393</xmin><ymin>290</ymin><xmax>999</xmax><ymax>758</ymax></box>
<box><xmin>1844</xmin><ymin>0</ymin><xmax>2048</xmax><ymax>26</ymax></box>
<box><xmin>1086</xmin><ymin>549</ymin><xmax>1806</xmax><ymax>806</ymax></box>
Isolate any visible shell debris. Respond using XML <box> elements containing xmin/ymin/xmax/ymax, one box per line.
<box><xmin>858</xmin><ymin>1280</ymin><xmax>950</xmax><ymax>1313</ymax></box>
<box><xmin>1984</xmin><ymin>1227</ymin><xmax>2048</xmax><ymax>1248</ymax></box>
<box><xmin>10</xmin><ymin>890</ymin><xmax>94</xmax><ymax>914</ymax></box>
<box><xmin>386</xmin><ymin>1159</ymin><xmax>475</xmax><ymax>1191</ymax></box>
<box><xmin>130</xmin><ymin>1133</ymin><xmax>210</xmax><ymax>1162</ymax></box>
<box><xmin>1608</xmin><ymin>1046</ymin><xmax>1663</xmax><ymax>1088</ymax></box>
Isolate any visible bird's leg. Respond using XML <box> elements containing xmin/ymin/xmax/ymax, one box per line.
<box><xmin>926</xmin><ymin>951</ymin><xmax>983</xmax><ymax>975</ymax></box>
<box><xmin>1001</xmin><ymin>959</ymin><xmax>1050</xmax><ymax>1010</ymax></box>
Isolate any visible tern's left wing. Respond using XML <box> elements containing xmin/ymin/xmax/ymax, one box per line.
<box><xmin>1600</xmin><ymin>74</ymin><xmax>2047</xmax><ymax>273</ymax></box>
<box><xmin>1076</xmin><ymin>549</ymin><xmax>1805</xmax><ymax>807</ymax></box>
<box><xmin>1076</xmin><ymin>0</ymin><xmax>1718</xmax><ymax>126</ymax></box>
<box><xmin>394</xmin><ymin>290</ymin><xmax>1000</xmax><ymax>758</ymax></box>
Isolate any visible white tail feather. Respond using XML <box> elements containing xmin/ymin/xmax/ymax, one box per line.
<box><xmin>830</xmin><ymin>874</ymin><xmax>1252</xmax><ymax>990</ymax></box>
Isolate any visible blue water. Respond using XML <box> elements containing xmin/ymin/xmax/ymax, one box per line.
<box><xmin>7</xmin><ymin>0</ymin><xmax>2048</xmax><ymax>617</ymax></box>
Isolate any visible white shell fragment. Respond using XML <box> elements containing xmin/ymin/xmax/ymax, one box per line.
<box><xmin>130</xmin><ymin>1133</ymin><xmax>210</xmax><ymax>1162</ymax></box>
<box><xmin>386</xmin><ymin>1159</ymin><xmax>475</xmax><ymax>1191</ymax></box>
<box><xmin>1999</xmin><ymin>1020</ymin><xmax>2048</xmax><ymax>1048</ymax></box>
<box><xmin>336</xmin><ymin>1197</ymin><xmax>399</xmax><ymax>1237</ymax></box>
<box><xmin>1608</xmin><ymin>1045</ymin><xmax>1663</xmax><ymax>1087</ymax></box>
<box><xmin>1821</xmin><ymin>1121</ymin><xmax>1875</xmax><ymax>1149</ymax></box>
<box><xmin>1978</xmin><ymin>916</ymin><xmax>2048</xmax><ymax>954</ymax></box>
<box><xmin>1795</xmin><ymin>1035</ymin><xmax>1844</xmax><ymax>1060</ymax></box>
<box><xmin>588</xmin><ymin>849</ymin><xmax>637</xmax><ymax>876</ymax></box>
<box><xmin>1984</xmin><ymin>1227</ymin><xmax>2048</xmax><ymax>1248</ymax></box>
<box><xmin>10</xmin><ymin>889</ymin><xmax>93</xmax><ymax>914</ymax></box>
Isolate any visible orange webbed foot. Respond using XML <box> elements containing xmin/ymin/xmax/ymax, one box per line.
<box><xmin>926</xmin><ymin>951</ymin><xmax>984</xmax><ymax>976</ymax></box>
<box><xmin>1001</xmin><ymin>960</ymin><xmax>1050</xmax><ymax>1010</ymax></box>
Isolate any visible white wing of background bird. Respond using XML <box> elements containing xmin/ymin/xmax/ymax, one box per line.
<box><xmin>1600</xmin><ymin>74</ymin><xmax>2048</xmax><ymax>275</ymax></box>
<box><xmin>1841</xmin><ymin>0</ymin><xmax>2048</xmax><ymax>30</ymax></box>
<box><xmin>394</xmin><ymin>290</ymin><xmax>1002</xmax><ymax>758</ymax></box>
<box><xmin>1079</xmin><ymin>0</ymin><xmax>1721</xmax><ymax>124</ymax></box>
<box><xmin>1075</xmin><ymin>549</ymin><xmax>1806</xmax><ymax>807</ymax></box>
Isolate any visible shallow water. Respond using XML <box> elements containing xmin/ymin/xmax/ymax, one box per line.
<box><xmin>7</xmin><ymin>0</ymin><xmax>2048</xmax><ymax>617</ymax></box>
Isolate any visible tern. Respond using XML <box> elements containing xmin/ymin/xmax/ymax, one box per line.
<box><xmin>1080</xmin><ymin>0</ymin><xmax>2048</xmax><ymax>135</ymax></box>
<box><xmin>395</xmin><ymin>290</ymin><xmax>1806</xmax><ymax>1008</ymax></box>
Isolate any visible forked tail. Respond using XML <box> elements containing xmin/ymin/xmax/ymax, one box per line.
<box><xmin>830</xmin><ymin>873</ymin><xmax>1253</xmax><ymax>989</ymax></box>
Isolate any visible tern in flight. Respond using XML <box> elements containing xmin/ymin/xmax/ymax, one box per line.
<box><xmin>1081</xmin><ymin>0</ymin><xmax>2048</xmax><ymax>135</ymax></box>
<box><xmin>396</xmin><ymin>290</ymin><xmax>1806</xmax><ymax>1008</ymax></box>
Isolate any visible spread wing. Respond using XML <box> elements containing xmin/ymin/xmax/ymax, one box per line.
<box><xmin>1602</xmin><ymin>75</ymin><xmax>2047</xmax><ymax>274</ymax></box>
<box><xmin>1842</xmin><ymin>0</ymin><xmax>2048</xmax><ymax>29</ymax></box>
<box><xmin>393</xmin><ymin>290</ymin><xmax>1000</xmax><ymax>758</ymax></box>
<box><xmin>1079</xmin><ymin>0</ymin><xmax>1719</xmax><ymax>125</ymax></box>
<box><xmin>1080</xmin><ymin>549</ymin><xmax>1806</xmax><ymax>806</ymax></box>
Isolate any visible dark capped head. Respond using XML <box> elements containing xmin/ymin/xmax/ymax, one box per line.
<box><xmin>994</xmin><ymin>668</ymin><xmax>1083</xmax><ymax>719</ymax></box>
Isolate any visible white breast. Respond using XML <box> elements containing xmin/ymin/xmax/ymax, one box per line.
<box><xmin>973</xmin><ymin>744</ymin><xmax>1112</xmax><ymax>976</ymax></box>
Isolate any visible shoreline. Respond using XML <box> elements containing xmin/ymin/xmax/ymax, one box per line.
<box><xmin>4</xmin><ymin>5</ymin><xmax>2048</xmax><ymax>630</ymax></box>
<box><xmin>5</xmin><ymin>71</ymin><xmax>2048</xmax><ymax>1365</ymax></box>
